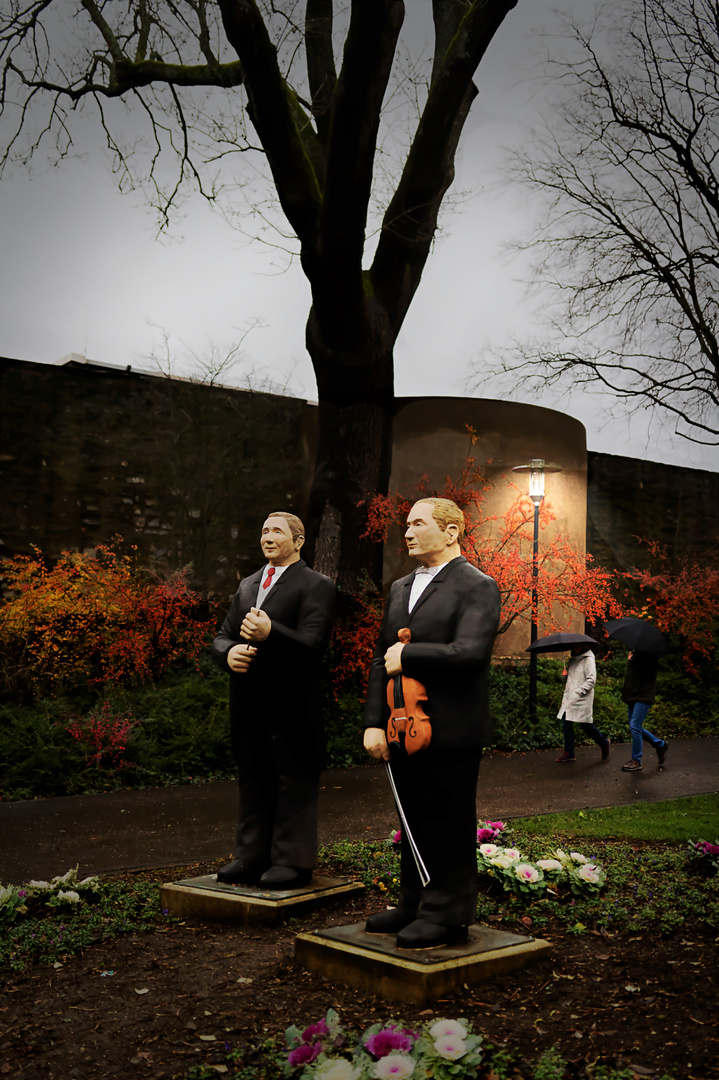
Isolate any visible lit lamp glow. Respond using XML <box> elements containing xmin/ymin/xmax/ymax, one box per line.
<box><xmin>527</xmin><ymin>459</ymin><xmax>546</xmax><ymax>504</ymax></box>
<box><xmin>512</xmin><ymin>458</ymin><xmax>561</xmax><ymax>724</ymax></box>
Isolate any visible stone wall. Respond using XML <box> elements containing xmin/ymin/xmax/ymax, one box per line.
<box><xmin>2</xmin><ymin>358</ymin><xmax>715</xmax><ymax>610</ymax></box>
<box><xmin>0</xmin><ymin>357</ymin><xmax>314</xmax><ymax>595</ymax></box>
<box><xmin>586</xmin><ymin>452</ymin><xmax>719</xmax><ymax>573</ymax></box>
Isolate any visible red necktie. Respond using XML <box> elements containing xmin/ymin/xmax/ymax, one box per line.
<box><xmin>263</xmin><ymin>566</ymin><xmax>276</xmax><ymax>590</ymax></box>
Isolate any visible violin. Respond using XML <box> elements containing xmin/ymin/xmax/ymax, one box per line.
<box><xmin>386</xmin><ymin>628</ymin><xmax>432</xmax><ymax>754</ymax></box>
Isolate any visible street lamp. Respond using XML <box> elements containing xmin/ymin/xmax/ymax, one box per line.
<box><xmin>512</xmin><ymin>458</ymin><xmax>561</xmax><ymax>724</ymax></box>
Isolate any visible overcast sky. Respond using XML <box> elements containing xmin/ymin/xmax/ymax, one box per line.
<box><xmin>0</xmin><ymin>0</ymin><xmax>715</xmax><ymax>473</ymax></box>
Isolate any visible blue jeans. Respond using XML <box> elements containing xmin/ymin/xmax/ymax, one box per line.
<box><xmin>627</xmin><ymin>703</ymin><xmax>664</xmax><ymax>762</ymax></box>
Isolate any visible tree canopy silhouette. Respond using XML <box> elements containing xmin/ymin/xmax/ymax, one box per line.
<box><xmin>1</xmin><ymin>0</ymin><xmax>519</xmax><ymax>588</ymax></box>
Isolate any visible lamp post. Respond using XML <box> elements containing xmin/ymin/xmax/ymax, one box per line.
<box><xmin>512</xmin><ymin>458</ymin><xmax>560</xmax><ymax>724</ymax></box>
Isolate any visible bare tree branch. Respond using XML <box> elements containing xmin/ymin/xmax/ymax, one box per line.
<box><xmin>472</xmin><ymin>0</ymin><xmax>719</xmax><ymax>444</ymax></box>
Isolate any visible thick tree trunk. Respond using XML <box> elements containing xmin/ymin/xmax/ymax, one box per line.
<box><xmin>304</xmin><ymin>302</ymin><xmax>394</xmax><ymax>592</ymax></box>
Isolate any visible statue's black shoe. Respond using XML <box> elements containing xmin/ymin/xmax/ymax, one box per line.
<box><xmin>365</xmin><ymin>908</ymin><xmax>416</xmax><ymax>934</ymax></box>
<box><xmin>216</xmin><ymin>860</ymin><xmax>266</xmax><ymax>885</ymax></box>
<box><xmin>396</xmin><ymin>919</ymin><xmax>469</xmax><ymax>950</ymax></box>
<box><xmin>259</xmin><ymin>866</ymin><xmax>313</xmax><ymax>890</ymax></box>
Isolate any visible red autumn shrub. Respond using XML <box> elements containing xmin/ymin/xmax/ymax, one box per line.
<box><xmin>65</xmin><ymin>700</ymin><xmax>137</xmax><ymax>770</ymax></box>
<box><xmin>625</xmin><ymin>539</ymin><xmax>719</xmax><ymax>672</ymax></box>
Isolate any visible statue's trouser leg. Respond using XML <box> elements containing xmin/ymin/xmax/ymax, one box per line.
<box><xmin>393</xmin><ymin>744</ymin><xmax>481</xmax><ymax>926</ymax></box>
<box><xmin>234</xmin><ymin>729</ymin><xmax>320</xmax><ymax>870</ymax></box>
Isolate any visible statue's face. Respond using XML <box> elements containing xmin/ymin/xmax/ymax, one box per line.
<box><xmin>405</xmin><ymin>502</ymin><xmax>451</xmax><ymax>565</ymax></box>
<box><xmin>260</xmin><ymin>516</ymin><xmax>303</xmax><ymax>566</ymax></box>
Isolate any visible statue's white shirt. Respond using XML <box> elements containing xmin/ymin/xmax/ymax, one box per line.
<box><xmin>408</xmin><ymin>563</ymin><xmax>444</xmax><ymax>612</ymax></box>
<box><xmin>256</xmin><ymin>563</ymin><xmax>290</xmax><ymax>608</ymax></box>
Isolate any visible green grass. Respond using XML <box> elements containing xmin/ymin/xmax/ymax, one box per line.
<box><xmin>513</xmin><ymin>793</ymin><xmax>719</xmax><ymax>842</ymax></box>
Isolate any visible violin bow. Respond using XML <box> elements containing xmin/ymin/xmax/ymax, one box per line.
<box><xmin>384</xmin><ymin>761</ymin><xmax>431</xmax><ymax>887</ymax></box>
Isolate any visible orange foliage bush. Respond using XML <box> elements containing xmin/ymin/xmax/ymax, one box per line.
<box><xmin>0</xmin><ymin>543</ymin><xmax>215</xmax><ymax>698</ymax></box>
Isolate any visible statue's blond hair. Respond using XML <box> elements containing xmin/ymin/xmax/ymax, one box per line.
<box><xmin>265</xmin><ymin>511</ymin><xmax>305</xmax><ymax>541</ymax></box>
<box><xmin>415</xmin><ymin>497</ymin><xmax>465</xmax><ymax>540</ymax></box>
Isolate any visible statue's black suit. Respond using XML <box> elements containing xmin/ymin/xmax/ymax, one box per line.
<box><xmin>364</xmin><ymin>556</ymin><xmax>500</xmax><ymax>925</ymax></box>
<box><xmin>212</xmin><ymin>559</ymin><xmax>335</xmax><ymax>871</ymax></box>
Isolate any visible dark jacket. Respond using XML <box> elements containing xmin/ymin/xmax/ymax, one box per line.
<box><xmin>621</xmin><ymin>651</ymin><xmax>659</xmax><ymax>705</ymax></box>
<box><xmin>364</xmin><ymin>556</ymin><xmax>501</xmax><ymax>749</ymax></box>
<box><xmin>211</xmin><ymin>559</ymin><xmax>336</xmax><ymax>770</ymax></box>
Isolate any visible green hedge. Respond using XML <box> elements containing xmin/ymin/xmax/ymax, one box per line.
<box><xmin>1</xmin><ymin>650</ymin><xmax>717</xmax><ymax>801</ymax></box>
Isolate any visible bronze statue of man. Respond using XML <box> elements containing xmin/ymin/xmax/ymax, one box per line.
<box><xmin>364</xmin><ymin>497</ymin><xmax>500</xmax><ymax>948</ymax></box>
<box><xmin>212</xmin><ymin>511</ymin><xmax>335</xmax><ymax>889</ymax></box>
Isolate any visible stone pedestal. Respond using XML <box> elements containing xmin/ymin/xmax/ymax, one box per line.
<box><xmin>295</xmin><ymin>922</ymin><xmax>551</xmax><ymax>1004</ymax></box>
<box><xmin>159</xmin><ymin>874</ymin><xmax>364</xmax><ymax>926</ymax></box>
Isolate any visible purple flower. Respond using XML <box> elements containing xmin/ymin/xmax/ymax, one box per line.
<box><xmin>302</xmin><ymin>1018</ymin><xmax>330</xmax><ymax>1043</ymax></box>
<box><xmin>288</xmin><ymin>1042</ymin><xmax>322</xmax><ymax>1068</ymax></box>
<box><xmin>18</xmin><ymin>890</ymin><xmax>27</xmax><ymax>898</ymax></box>
<box><xmin>365</xmin><ymin>1025</ymin><xmax>415</xmax><ymax>1057</ymax></box>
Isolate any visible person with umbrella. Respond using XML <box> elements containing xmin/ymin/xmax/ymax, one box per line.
<box><xmin>526</xmin><ymin>633</ymin><xmax>610</xmax><ymax>763</ymax></box>
<box><xmin>554</xmin><ymin>640</ymin><xmax>610</xmax><ymax>764</ymax></box>
<box><xmin>605</xmin><ymin>619</ymin><xmax>670</xmax><ymax>773</ymax></box>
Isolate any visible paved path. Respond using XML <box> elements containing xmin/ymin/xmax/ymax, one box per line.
<box><xmin>1</xmin><ymin>738</ymin><xmax>717</xmax><ymax>885</ymax></box>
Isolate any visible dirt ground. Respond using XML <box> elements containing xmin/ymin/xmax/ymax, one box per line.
<box><xmin>1</xmin><ymin>859</ymin><xmax>718</xmax><ymax>1080</ymax></box>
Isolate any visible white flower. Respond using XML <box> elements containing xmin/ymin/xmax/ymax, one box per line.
<box><xmin>372</xmin><ymin>1054</ymin><xmax>415</xmax><ymax>1079</ymax></box>
<box><xmin>433</xmin><ymin>1035</ymin><xmax>467</xmax><ymax>1061</ymax></box>
<box><xmin>317</xmin><ymin>1060</ymin><xmax>363</xmax><ymax>1080</ymax></box>
<box><xmin>553</xmin><ymin>848</ymin><xmax>568</xmax><ymax>862</ymax></box>
<box><xmin>504</xmin><ymin>847</ymin><xmax>522</xmax><ymax>862</ymax></box>
<box><xmin>28</xmin><ymin>880</ymin><xmax>50</xmax><ymax>889</ymax></box>
<box><xmin>56</xmin><ymin>889</ymin><xmax>81</xmax><ymax>903</ymax></box>
<box><xmin>478</xmin><ymin>844</ymin><xmax>499</xmax><ymax>857</ymax></box>
<box><xmin>52</xmin><ymin>869</ymin><xmax>77</xmax><ymax>885</ymax></box>
<box><xmin>570</xmin><ymin>851</ymin><xmax>588</xmax><ymax>864</ymax></box>
<box><xmin>576</xmin><ymin>863</ymin><xmax>604</xmax><ymax>884</ymax></box>
<box><xmin>536</xmin><ymin>859</ymin><xmax>563</xmax><ymax>872</ymax></box>
<box><xmin>0</xmin><ymin>885</ymin><xmax>15</xmax><ymax>904</ymax></box>
<box><xmin>513</xmin><ymin>863</ymin><xmax>540</xmax><ymax>884</ymax></box>
<box><xmin>489</xmin><ymin>854</ymin><xmax>515</xmax><ymax>869</ymax></box>
<box><xmin>429</xmin><ymin>1019</ymin><xmax>467</xmax><ymax>1040</ymax></box>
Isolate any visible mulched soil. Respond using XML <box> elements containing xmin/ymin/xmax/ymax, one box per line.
<box><xmin>1</xmin><ymin>859</ymin><xmax>718</xmax><ymax>1080</ymax></box>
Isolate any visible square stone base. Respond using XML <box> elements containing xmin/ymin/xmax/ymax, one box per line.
<box><xmin>295</xmin><ymin>922</ymin><xmax>551</xmax><ymax>1004</ymax></box>
<box><xmin>159</xmin><ymin>874</ymin><xmax>364</xmax><ymax>926</ymax></box>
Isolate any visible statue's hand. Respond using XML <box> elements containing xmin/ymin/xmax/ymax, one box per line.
<box><xmin>384</xmin><ymin>642</ymin><xmax>404</xmax><ymax>677</ymax></box>
<box><xmin>241</xmin><ymin>606</ymin><xmax>271</xmax><ymax>642</ymax></box>
<box><xmin>227</xmin><ymin>643</ymin><xmax>257</xmax><ymax>673</ymax></box>
<box><xmin>364</xmin><ymin>727</ymin><xmax>390</xmax><ymax>762</ymax></box>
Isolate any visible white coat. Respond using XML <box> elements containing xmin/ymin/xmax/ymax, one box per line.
<box><xmin>557</xmin><ymin>651</ymin><xmax>596</xmax><ymax>724</ymax></box>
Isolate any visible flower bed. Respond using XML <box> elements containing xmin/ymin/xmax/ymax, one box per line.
<box><xmin>282</xmin><ymin>1010</ymin><xmax>485</xmax><ymax>1079</ymax></box>
<box><xmin>476</xmin><ymin>843</ymin><xmax>606</xmax><ymax>898</ymax></box>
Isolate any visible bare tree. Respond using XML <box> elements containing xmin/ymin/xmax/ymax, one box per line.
<box><xmin>146</xmin><ymin>319</ymin><xmax>289</xmax><ymax>389</ymax></box>
<box><xmin>1</xmin><ymin>0</ymin><xmax>519</xmax><ymax>588</ymax></box>
<box><xmin>470</xmin><ymin>0</ymin><xmax>719</xmax><ymax>447</ymax></box>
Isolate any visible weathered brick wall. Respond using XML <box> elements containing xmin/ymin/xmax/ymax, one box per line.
<box><xmin>0</xmin><ymin>357</ymin><xmax>314</xmax><ymax>595</ymax></box>
<box><xmin>586</xmin><ymin>451</ymin><xmax>719</xmax><ymax>572</ymax></box>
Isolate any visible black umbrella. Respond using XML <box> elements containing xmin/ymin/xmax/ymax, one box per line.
<box><xmin>526</xmin><ymin>632</ymin><xmax>599</xmax><ymax>654</ymax></box>
<box><xmin>604</xmin><ymin>618</ymin><xmax>670</xmax><ymax>657</ymax></box>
